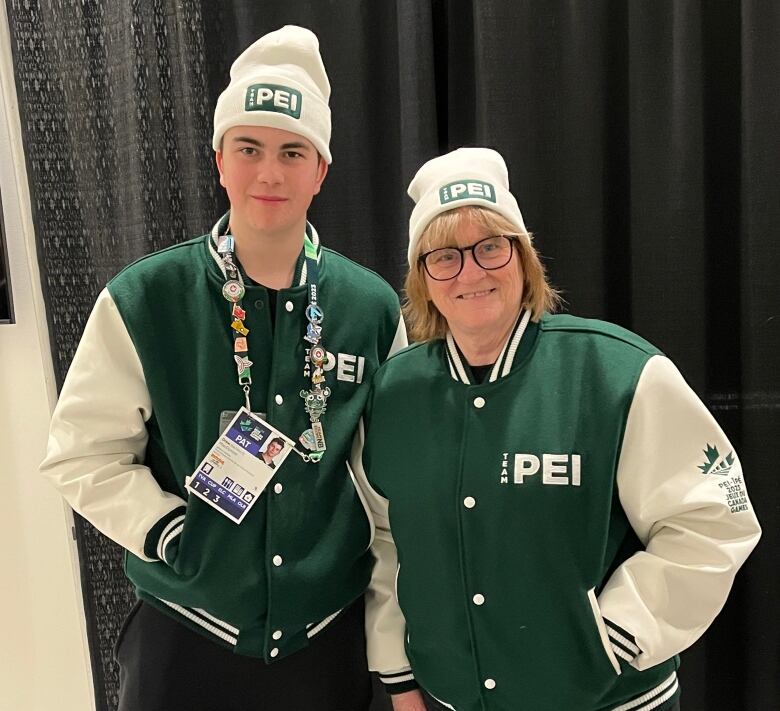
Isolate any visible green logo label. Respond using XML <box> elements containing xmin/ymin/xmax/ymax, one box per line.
<box><xmin>698</xmin><ymin>444</ymin><xmax>734</xmax><ymax>475</ymax></box>
<box><xmin>245</xmin><ymin>84</ymin><xmax>302</xmax><ymax>119</ymax></box>
<box><xmin>439</xmin><ymin>180</ymin><xmax>496</xmax><ymax>205</ymax></box>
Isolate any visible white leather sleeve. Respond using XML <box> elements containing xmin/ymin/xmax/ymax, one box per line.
<box><xmin>40</xmin><ymin>288</ymin><xmax>187</xmax><ymax>561</ymax></box>
<box><xmin>388</xmin><ymin>314</ymin><xmax>409</xmax><ymax>358</ymax></box>
<box><xmin>350</xmin><ymin>419</ymin><xmax>415</xmax><ymax>690</ymax></box>
<box><xmin>598</xmin><ymin>355</ymin><xmax>761</xmax><ymax>670</ymax></box>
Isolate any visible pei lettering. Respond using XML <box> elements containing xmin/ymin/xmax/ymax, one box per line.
<box><xmin>320</xmin><ymin>350</ymin><xmax>366</xmax><ymax>383</ymax></box>
<box><xmin>245</xmin><ymin>83</ymin><xmax>302</xmax><ymax>119</ymax></box>
<box><xmin>439</xmin><ymin>180</ymin><xmax>497</xmax><ymax>205</ymax></box>
<box><xmin>513</xmin><ymin>453</ymin><xmax>581</xmax><ymax>486</ymax></box>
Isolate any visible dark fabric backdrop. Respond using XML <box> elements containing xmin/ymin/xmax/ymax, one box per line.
<box><xmin>7</xmin><ymin>1</ymin><xmax>778</xmax><ymax>709</ymax></box>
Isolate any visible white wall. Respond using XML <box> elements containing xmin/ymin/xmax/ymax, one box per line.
<box><xmin>0</xmin><ymin>5</ymin><xmax>94</xmax><ymax>710</ymax></box>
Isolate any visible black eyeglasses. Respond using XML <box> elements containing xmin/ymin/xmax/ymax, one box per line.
<box><xmin>418</xmin><ymin>235</ymin><xmax>519</xmax><ymax>281</ymax></box>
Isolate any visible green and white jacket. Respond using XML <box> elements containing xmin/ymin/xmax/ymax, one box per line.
<box><xmin>41</xmin><ymin>216</ymin><xmax>406</xmax><ymax>661</ymax></box>
<box><xmin>353</xmin><ymin>310</ymin><xmax>760</xmax><ymax>711</ymax></box>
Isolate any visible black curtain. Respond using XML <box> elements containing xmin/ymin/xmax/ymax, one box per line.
<box><xmin>7</xmin><ymin>1</ymin><xmax>778</xmax><ymax>709</ymax></box>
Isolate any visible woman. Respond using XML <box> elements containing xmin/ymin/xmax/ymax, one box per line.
<box><xmin>353</xmin><ymin>148</ymin><xmax>761</xmax><ymax>711</ymax></box>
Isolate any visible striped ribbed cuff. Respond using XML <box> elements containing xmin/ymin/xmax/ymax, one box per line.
<box><xmin>143</xmin><ymin>507</ymin><xmax>186</xmax><ymax>563</ymax></box>
<box><xmin>604</xmin><ymin>618</ymin><xmax>642</xmax><ymax>664</ymax></box>
<box><xmin>380</xmin><ymin>669</ymin><xmax>418</xmax><ymax>695</ymax></box>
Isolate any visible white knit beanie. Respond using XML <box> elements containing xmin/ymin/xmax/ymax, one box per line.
<box><xmin>407</xmin><ymin>147</ymin><xmax>527</xmax><ymax>264</ymax></box>
<box><xmin>212</xmin><ymin>25</ymin><xmax>332</xmax><ymax>163</ymax></box>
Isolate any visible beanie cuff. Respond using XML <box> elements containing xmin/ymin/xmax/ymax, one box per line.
<box><xmin>407</xmin><ymin>183</ymin><xmax>526</xmax><ymax>264</ymax></box>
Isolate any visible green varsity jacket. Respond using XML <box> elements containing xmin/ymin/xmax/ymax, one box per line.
<box><xmin>353</xmin><ymin>310</ymin><xmax>760</xmax><ymax>711</ymax></box>
<box><xmin>41</xmin><ymin>216</ymin><xmax>406</xmax><ymax>661</ymax></box>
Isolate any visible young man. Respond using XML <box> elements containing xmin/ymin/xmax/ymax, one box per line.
<box><xmin>261</xmin><ymin>438</ymin><xmax>286</xmax><ymax>469</ymax></box>
<box><xmin>41</xmin><ymin>26</ymin><xmax>405</xmax><ymax>711</ymax></box>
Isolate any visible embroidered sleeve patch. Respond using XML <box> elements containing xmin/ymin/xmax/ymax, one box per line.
<box><xmin>699</xmin><ymin>444</ymin><xmax>750</xmax><ymax>514</ymax></box>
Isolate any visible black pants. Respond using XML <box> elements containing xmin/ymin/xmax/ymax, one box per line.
<box><xmin>422</xmin><ymin>690</ymin><xmax>681</xmax><ymax>711</ymax></box>
<box><xmin>115</xmin><ymin>598</ymin><xmax>372</xmax><ymax>711</ymax></box>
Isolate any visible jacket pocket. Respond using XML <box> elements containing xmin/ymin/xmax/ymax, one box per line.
<box><xmin>586</xmin><ymin>588</ymin><xmax>622</xmax><ymax>675</ymax></box>
<box><xmin>346</xmin><ymin>460</ymin><xmax>376</xmax><ymax>549</ymax></box>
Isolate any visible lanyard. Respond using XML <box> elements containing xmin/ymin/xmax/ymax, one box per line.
<box><xmin>217</xmin><ymin>231</ymin><xmax>330</xmax><ymax>463</ymax></box>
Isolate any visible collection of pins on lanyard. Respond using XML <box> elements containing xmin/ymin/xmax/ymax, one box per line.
<box><xmin>218</xmin><ymin>233</ymin><xmax>329</xmax><ymax>463</ymax></box>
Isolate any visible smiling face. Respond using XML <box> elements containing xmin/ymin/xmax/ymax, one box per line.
<box><xmin>423</xmin><ymin>215</ymin><xmax>524</xmax><ymax>345</ymax></box>
<box><xmin>215</xmin><ymin>125</ymin><xmax>328</xmax><ymax>239</ymax></box>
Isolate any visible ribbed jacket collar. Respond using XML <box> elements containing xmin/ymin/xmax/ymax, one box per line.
<box><xmin>205</xmin><ymin>211</ymin><xmax>322</xmax><ymax>287</ymax></box>
<box><xmin>444</xmin><ymin>309</ymin><xmax>537</xmax><ymax>384</ymax></box>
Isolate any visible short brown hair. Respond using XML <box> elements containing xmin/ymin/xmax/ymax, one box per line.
<box><xmin>402</xmin><ymin>206</ymin><xmax>561</xmax><ymax>342</ymax></box>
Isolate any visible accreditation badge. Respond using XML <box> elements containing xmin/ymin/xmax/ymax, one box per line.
<box><xmin>186</xmin><ymin>408</ymin><xmax>294</xmax><ymax>524</ymax></box>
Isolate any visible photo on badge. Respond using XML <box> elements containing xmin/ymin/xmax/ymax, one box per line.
<box><xmin>222</xmin><ymin>409</ymin><xmax>295</xmax><ymax>475</ymax></box>
<box><xmin>258</xmin><ymin>435</ymin><xmax>288</xmax><ymax>471</ymax></box>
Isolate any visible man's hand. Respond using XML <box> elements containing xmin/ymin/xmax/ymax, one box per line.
<box><xmin>391</xmin><ymin>689</ymin><xmax>427</xmax><ymax>711</ymax></box>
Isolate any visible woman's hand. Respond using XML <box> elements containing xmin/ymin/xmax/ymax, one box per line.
<box><xmin>391</xmin><ymin>689</ymin><xmax>428</xmax><ymax>711</ymax></box>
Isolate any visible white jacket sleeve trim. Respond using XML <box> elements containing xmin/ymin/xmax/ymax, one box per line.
<box><xmin>350</xmin><ymin>418</ymin><xmax>414</xmax><ymax>682</ymax></box>
<box><xmin>40</xmin><ymin>288</ymin><xmax>187</xmax><ymax>562</ymax></box>
<box><xmin>598</xmin><ymin>355</ymin><xmax>761</xmax><ymax>671</ymax></box>
<box><xmin>158</xmin><ymin>515</ymin><xmax>185</xmax><ymax>564</ymax></box>
<box><xmin>586</xmin><ymin>588</ymin><xmax>622</xmax><ymax>675</ymax></box>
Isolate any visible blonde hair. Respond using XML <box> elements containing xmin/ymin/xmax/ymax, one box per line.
<box><xmin>402</xmin><ymin>206</ymin><xmax>561</xmax><ymax>342</ymax></box>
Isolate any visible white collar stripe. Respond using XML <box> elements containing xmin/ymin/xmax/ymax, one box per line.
<box><xmin>444</xmin><ymin>347</ymin><xmax>460</xmax><ymax>381</ymax></box>
<box><xmin>445</xmin><ymin>332</ymin><xmax>471</xmax><ymax>384</ymax></box>
<box><xmin>488</xmin><ymin>358</ymin><xmax>504</xmax><ymax>384</ymax></box>
<box><xmin>500</xmin><ymin>309</ymin><xmax>532</xmax><ymax>377</ymax></box>
<box><xmin>488</xmin><ymin>311</ymin><xmax>524</xmax><ymax>383</ymax></box>
<box><xmin>446</xmin><ymin>309</ymin><xmax>531</xmax><ymax>384</ymax></box>
<box><xmin>208</xmin><ymin>217</ymin><xmax>320</xmax><ymax>285</ymax></box>
<box><xmin>208</xmin><ymin>220</ymin><xmax>228</xmax><ymax>280</ymax></box>
<box><xmin>309</xmin><ymin>223</ymin><xmax>321</xmax><ymax>249</ymax></box>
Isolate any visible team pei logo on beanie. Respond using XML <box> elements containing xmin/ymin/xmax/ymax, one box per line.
<box><xmin>245</xmin><ymin>83</ymin><xmax>302</xmax><ymax>119</ymax></box>
<box><xmin>439</xmin><ymin>180</ymin><xmax>497</xmax><ymax>205</ymax></box>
